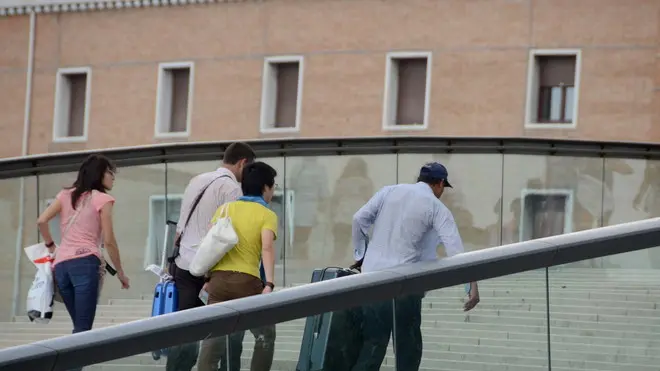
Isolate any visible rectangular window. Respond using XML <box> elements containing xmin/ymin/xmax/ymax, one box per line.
<box><xmin>145</xmin><ymin>195</ymin><xmax>182</xmax><ymax>268</ymax></box>
<box><xmin>525</xmin><ymin>50</ymin><xmax>581</xmax><ymax>128</ymax></box>
<box><xmin>53</xmin><ymin>67</ymin><xmax>91</xmax><ymax>142</ymax></box>
<box><xmin>155</xmin><ymin>62</ymin><xmax>194</xmax><ymax>137</ymax></box>
<box><xmin>383</xmin><ymin>52</ymin><xmax>432</xmax><ymax>130</ymax></box>
<box><xmin>519</xmin><ymin>190</ymin><xmax>573</xmax><ymax>242</ymax></box>
<box><xmin>260</xmin><ymin>56</ymin><xmax>304</xmax><ymax>133</ymax></box>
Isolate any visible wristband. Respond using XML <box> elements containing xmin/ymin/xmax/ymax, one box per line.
<box><xmin>45</xmin><ymin>241</ymin><xmax>55</xmax><ymax>248</ymax></box>
<box><xmin>264</xmin><ymin>282</ymin><xmax>274</xmax><ymax>290</ymax></box>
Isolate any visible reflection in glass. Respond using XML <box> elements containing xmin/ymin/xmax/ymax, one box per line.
<box><xmin>287</xmin><ymin>157</ymin><xmax>330</xmax><ymax>262</ymax></box>
<box><xmin>106</xmin><ymin>164</ymin><xmax>166</xmax><ymax>299</ymax></box>
<box><xmin>632</xmin><ymin>161</ymin><xmax>660</xmax><ymax>217</ymax></box>
<box><xmin>35</xmin><ymin>165</ymin><xmax>166</xmax><ymax>329</ymax></box>
<box><xmin>397</xmin><ymin>154</ymin><xmax>502</xmax><ymax>251</ymax></box>
<box><xmin>7</xmin><ymin>149</ymin><xmax>660</xmax><ymax>367</ymax></box>
<box><xmin>2</xmin><ymin>177</ymin><xmax>37</xmax><ymax>324</ymax></box>
<box><xmin>504</xmin><ymin>155</ymin><xmax>607</xmax><ymax>238</ymax></box>
<box><xmin>416</xmin><ymin>273</ymin><xmax>548</xmax><ymax>370</ymax></box>
<box><xmin>284</xmin><ymin>155</ymin><xmax>396</xmax><ymax>278</ymax></box>
<box><xmin>144</xmin><ymin>194</ymin><xmax>181</xmax><ymax>268</ymax></box>
<box><xmin>520</xmin><ymin>190</ymin><xmax>571</xmax><ymax>241</ymax></box>
<box><xmin>329</xmin><ymin>158</ymin><xmax>374</xmax><ymax>264</ymax></box>
<box><xmin>549</xmin><ymin>250</ymin><xmax>660</xmax><ymax>370</ymax></box>
<box><xmin>503</xmin><ymin>155</ymin><xmax>607</xmax><ymax>268</ymax></box>
<box><xmin>608</xmin><ymin>158</ymin><xmax>660</xmax><ymax>269</ymax></box>
<box><xmin>271</xmin><ymin>186</ymin><xmax>294</xmax><ymax>264</ymax></box>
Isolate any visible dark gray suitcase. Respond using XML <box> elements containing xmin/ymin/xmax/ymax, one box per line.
<box><xmin>296</xmin><ymin>267</ymin><xmax>363</xmax><ymax>371</ymax></box>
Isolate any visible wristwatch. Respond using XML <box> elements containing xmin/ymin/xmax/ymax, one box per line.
<box><xmin>45</xmin><ymin>241</ymin><xmax>55</xmax><ymax>248</ymax></box>
<box><xmin>264</xmin><ymin>281</ymin><xmax>275</xmax><ymax>290</ymax></box>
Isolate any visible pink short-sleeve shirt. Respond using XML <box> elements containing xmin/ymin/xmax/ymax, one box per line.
<box><xmin>53</xmin><ymin>189</ymin><xmax>115</xmax><ymax>266</ymax></box>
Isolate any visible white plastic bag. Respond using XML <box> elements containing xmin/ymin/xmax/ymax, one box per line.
<box><xmin>189</xmin><ymin>204</ymin><xmax>238</xmax><ymax>277</ymax></box>
<box><xmin>24</xmin><ymin>243</ymin><xmax>55</xmax><ymax>324</ymax></box>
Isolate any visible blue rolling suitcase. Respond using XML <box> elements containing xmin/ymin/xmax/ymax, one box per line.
<box><xmin>151</xmin><ymin>220</ymin><xmax>179</xmax><ymax>360</ymax></box>
<box><xmin>296</xmin><ymin>267</ymin><xmax>363</xmax><ymax>371</ymax></box>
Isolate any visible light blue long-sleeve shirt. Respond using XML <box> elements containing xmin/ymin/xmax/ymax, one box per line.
<box><xmin>352</xmin><ymin>182</ymin><xmax>465</xmax><ymax>273</ymax></box>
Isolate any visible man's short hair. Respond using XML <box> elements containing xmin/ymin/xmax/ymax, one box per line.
<box><xmin>241</xmin><ymin>162</ymin><xmax>277</xmax><ymax>197</ymax></box>
<box><xmin>223</xmin><ymin>142</ymin><xmax>256</xmax><ymax>165</ymax></box>
<box><xmin>417</xmin><ymin>175</ymin><xmax>445</xmax><ymax>186</ymax></box>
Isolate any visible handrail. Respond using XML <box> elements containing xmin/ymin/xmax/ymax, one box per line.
<box><xmin>2</xmin><ymin>136</ymin><xmax>660</xmax><ymax>179</ymax></box>
<box><xmin>0</xmin><ymin>217</ymin><xmax>659</xmax><ymax>371</ymax></box>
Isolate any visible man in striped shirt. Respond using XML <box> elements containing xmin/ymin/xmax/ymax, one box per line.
<box><xmin>167</xmin><ymin>142</ymin><xmax>267</xmax><ymax>371</ymax></box>
<box><xmin>351</xmin><ymin>162</ymin><xmax>480</xmax><ymax>371</ymax></box>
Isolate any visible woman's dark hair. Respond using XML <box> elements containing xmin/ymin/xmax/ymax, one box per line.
<box><xmin>241</xmin><ymin>162</ymin><xmax>277</xmax><ymax>197</ymax></box>
<box><xmin>68</xmin><ymin>154</ymin><xmax>116</xmax><ymax>209</ymax></box>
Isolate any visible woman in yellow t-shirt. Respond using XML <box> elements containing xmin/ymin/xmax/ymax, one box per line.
<box><xmin>197</xmin><ymin>161</ymin><xmax>278</xmax><ymax>371</ymax></box>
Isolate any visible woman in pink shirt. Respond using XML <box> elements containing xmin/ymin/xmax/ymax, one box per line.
<box><xmin>37</xmin><ymin>155</ymin><xmax>130</xmax><ymax>344</ymax></box>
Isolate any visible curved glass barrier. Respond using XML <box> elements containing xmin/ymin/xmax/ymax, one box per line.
<box><xmin>1</xmin><ymin>147</ymin><xmax>660</xmax><ymax>371</ymax></box>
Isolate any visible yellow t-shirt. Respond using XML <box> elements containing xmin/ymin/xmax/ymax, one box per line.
<box><xmin>209</xmin><ymin>200</ymin><xmax>278</xmax><ymax>279</ymax></box>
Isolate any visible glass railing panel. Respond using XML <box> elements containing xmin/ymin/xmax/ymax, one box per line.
<box><xmin>84</xmin><ymin>291</ymin><xmax>381</xmax><ymax>371</ymax></box>
<box><xmin>258</xmin><ymin>157</ymin><xmax>286</xmax><ymax>286</ymax></box>
<box><xmin>501</xmin><ymin>154</ymin><xmax>606</xmax><ymax>246</ymax></box>
<box><xmin>166</xmin><ymin>158</ymin><xmax>287</xmax><ymax>287</ymax></box>
<box><xmin>411</xmin><ymin>271</ymin><xmax>549</xmax><ymax>371</ymax></box>
<box><xmin>283</xmin><ymin>154</ymin><xmax>398</xmax><ymax>286</ymax></box>
<box><xmin>3</xmin><ymin>176</ymin><xmax>38</xmax><ymax>324</ymax></box>
<box><xmin>548</xmin><ymin>248</ymin><xmax>660</xmax><ymax>371</ymax></box>
<box><xmin>541</xmin><ymin>156</ymin><xmax>660</xmax><ymax>370</ymax></box>
<box><xmin>397</xmin><ymin>153</ymin><xmax>504</xmax><ymax>252</ymax></box>
<box><xmin>34</xmin><ymin>165</ymin><xmax>165</xmax><ymax>334</ymax></box>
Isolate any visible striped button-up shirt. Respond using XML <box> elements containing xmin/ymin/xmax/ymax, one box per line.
<box><xmin>352</xmin><ymin>182</ymin><xmax>465</xmax><ymax>273</ymax></box>
<box><xmin>175</xmin><ymin>167</ymin><xmax>242</xmax><ymax>270</ymax></box>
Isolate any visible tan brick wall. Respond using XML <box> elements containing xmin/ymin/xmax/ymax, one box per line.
<box><xmin>0</xmin><ymin>15</ymin><xmax>29</xmax><ymax>159</ymax></box>
<box><xmin>0</xmin><ymin>0</ymin><xmax>657</xmax><ymax>158</ymax></box>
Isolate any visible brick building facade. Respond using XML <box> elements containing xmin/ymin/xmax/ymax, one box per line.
<box><xmin>1</xmin><ymin>5</ymin><xmax>660</xmax><ymax>367</ymax></box>
<box><xmin>0</xmin><ymin>0</ymin><xmax>658</xmax><ymax>158</ymax></box>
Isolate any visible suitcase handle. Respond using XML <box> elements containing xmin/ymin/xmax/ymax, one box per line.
<box><xmin>311</xmin><ymin>267</ymin><xmax>344</xmax><ymax>338</ymax></box>
<box><xmin>311</xmin><ymin>267</ymin><xmax>335</xmax><ymax>338</ymax></box>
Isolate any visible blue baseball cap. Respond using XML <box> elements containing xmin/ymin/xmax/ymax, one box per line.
<box><xmin>419</xmin><ymin>162</ymin><xmax>453</xmax><ymax>188</ymax></box>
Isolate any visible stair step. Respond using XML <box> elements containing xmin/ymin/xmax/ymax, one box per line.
<box><xmin>3</xmin><ymin>270</ymin><xmax>660</xmax><ymax>371</ymax></box>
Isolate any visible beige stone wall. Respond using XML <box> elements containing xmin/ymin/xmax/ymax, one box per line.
<box><xmin>0</xmin><ymin>0</ymin><xmax>656</xmax><ymax>158</ymax></box>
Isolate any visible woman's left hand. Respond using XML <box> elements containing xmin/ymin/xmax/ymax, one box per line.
<box><xmin>117</xmin><ymin>271</ymin><xmax>130</xmax><ymax>289</ymax></box>
<box><xmin>262</xmin><ymin>286</ymin><xmax>273</xmax><ymax>294</ymax></box>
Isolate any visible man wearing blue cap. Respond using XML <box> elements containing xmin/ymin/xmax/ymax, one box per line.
<box><xmin>350</xmin><ymin>162</ymin><xmax>480</xmax><ymax>371</ymax></box>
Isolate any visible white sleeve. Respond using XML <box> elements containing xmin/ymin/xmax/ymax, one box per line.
<box><xmin>431</xmin><ymin>205</ymin><xmax>465</xmax><ymax>257</ymax></box>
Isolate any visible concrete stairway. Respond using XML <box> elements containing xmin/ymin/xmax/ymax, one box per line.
<box><xmin>2</xmin><ymin>268</ymin><xmax>660</xmax><ymax>371</ymax></box>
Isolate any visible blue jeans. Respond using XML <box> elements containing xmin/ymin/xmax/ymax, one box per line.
<box><xmin>54</xmin><ymin>254</ymin><xmax>101</xmax><ymax>329</ymax></box>
<box><xmin>54</xmin><ymin>255</ymin><xmax>101</xmax><ymax>371</ymax></box>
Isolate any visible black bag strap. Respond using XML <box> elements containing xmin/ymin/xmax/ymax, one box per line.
<box><xmin>180</xmin><ymin>174</ymin><xmax>232</xmax><ymax>237</ymax></box>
